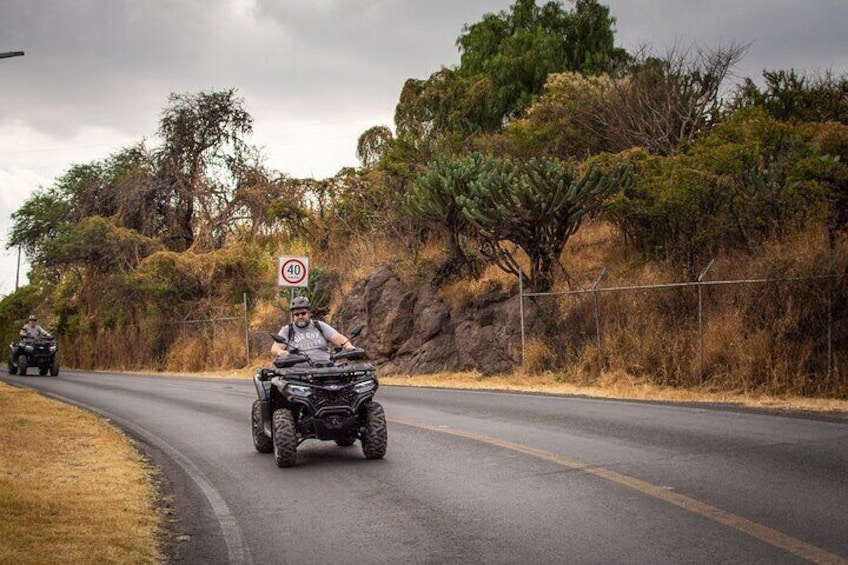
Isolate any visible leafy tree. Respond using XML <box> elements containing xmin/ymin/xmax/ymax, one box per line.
<box><xmin>8</xmin><ymin>145</ymin><xmax>154</xmax><ymax>258</ymax></box>
<box><xmin>407</xmin><ymin>154</ymin><xmax>494</xmax><ymax>278</ymax></box>
<box><xmin>8</xmin><ymin>189</ymin><xmax>71</xmax><ymax>257</ymax></box>
<box><xmin>393</xmin><ymin>0</ymin><xmax>629</xmax><ymax>152</ymax></box>
<box><xmin>606</xmin><ymin>109</ymin><xmax>846</xmax><ymax>275</ymax></box>
<box><xmin>356</xmin><ymin>126</ymin><xmax>394</xmax><ymax>168</ymax></box>
<box><xmin>457</xmin><ymin>0</ymin><xmax>627</xmax><ymax>124</ymax></box>
<box><xmin>458</xmin><ymin>157</ymin><xmax>633</xmax><ymax>290</ymax></box>
<box><xmin>731</xmin><ymin>69</ymin><xmax>848</xmax><ymax>124</ymax></box>
<box><xmin>795</xmin><ymin>121</ymin><xmax>848</xmax><ymax>245</ymax></box>
<box><xmin>479</xmin><ymin>71</ymin><xmax>615</xmax><ymax>160</ymax></box>
<box><xmin>38</xmin><ymin>216</ymin><xmax>162</xmax><ymax>275</ymax></box>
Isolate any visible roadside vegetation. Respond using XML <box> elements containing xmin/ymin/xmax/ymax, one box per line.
<box><xmin>0</xmin><ymin>382</ymin><xmax>160</xmax><ymax>564</ymax></box>
<box><xmin>2</xmin><ymin>0</ymin><xmax>847</xmax><ymax>399</ymax></box>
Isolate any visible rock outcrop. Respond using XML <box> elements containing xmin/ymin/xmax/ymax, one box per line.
<box><xmin>333</xmin><ymin>266</ymin><xmax>539</xmax><ymax>375</ymax></box>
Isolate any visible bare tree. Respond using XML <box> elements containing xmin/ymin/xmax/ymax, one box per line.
<box><xmin>596</xmin><ymin>42</ymin><xmax>748</xmax><ymax>155</ymax></box>
<box><xmin>154</xmin><ymin>89</ymin><xmax>254</xmax><ymax>251</ymax></box>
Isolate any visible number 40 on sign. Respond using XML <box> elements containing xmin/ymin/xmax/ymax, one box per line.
<box><xmin>278</xmin><ymin>256</ymin><xmax>309</xmax><ymax>288</ymax></box>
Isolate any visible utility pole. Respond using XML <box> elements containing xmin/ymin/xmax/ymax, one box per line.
<box><xmin>4</xmin><ymin>50</ymin><xmax>25</xmax><ymax>291</ymax></box>
<box><xmin>15</xmin><ymin>247</ymin><xmax>21</xmax><ymax>292</ymax></box>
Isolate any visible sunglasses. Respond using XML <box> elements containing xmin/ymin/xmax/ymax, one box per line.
<box><xmin>292</xmin><ymin>311</ymin><xmax>310</xmax><ymax>318</ymax></box>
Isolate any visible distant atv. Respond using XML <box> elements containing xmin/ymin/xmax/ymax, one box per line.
<box><xmin>8</xmin><ymin>337</ymin><xmax>60</xmax><ymax>376</ymax></box>
<box><xmin>252</xmin><ymin>326</ymin><xmax>387</xmax><ymax>468</ymax></box>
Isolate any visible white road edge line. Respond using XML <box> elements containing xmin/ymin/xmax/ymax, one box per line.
<box><xmin>38</xmin><ymin>390</ymin><xmax>253</xmax><ymax>565</ymax></box>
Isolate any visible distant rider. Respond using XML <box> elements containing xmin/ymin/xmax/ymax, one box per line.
<box><xmin>20</xmin><ymin>314</ymin><xmax>52</xmax><ymax>340</ymax></box>
<box><xmin>271</xmin><ymin>297</ymin><xmax>355</xmax><ymax>363</ymax></box>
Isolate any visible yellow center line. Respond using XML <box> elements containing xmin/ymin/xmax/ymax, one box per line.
<box><xmin>390</xmin><ymin>416</ymin><xmax>848</xmax><ymax>565</ymax></box>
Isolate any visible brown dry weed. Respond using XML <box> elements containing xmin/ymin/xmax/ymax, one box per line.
<box><xmin>0</xmin><ymin>383</ymin><xmax>161</xmax><ymax>564</ymax></box>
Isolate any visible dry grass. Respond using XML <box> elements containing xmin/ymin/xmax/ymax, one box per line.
<box><xmin>148</xmin><ymin>359</ymin><xmax>848</xmax><ymax>415</ymax></box>
<box><xmin>437</xmin><ymin>264</ymin><xmax>514</xmax><ymax>311</ymax></box>
<box><xmin>0</xmin><ymin>383</ymin><xmax>161</xmax><ymax>565</ymax></box>
<box><xmin>164</xmin><ymin>329</ymin><xmax>247</xmax><ymax>373</ymax></box>
<box><xmin>379</xmin><ymin>370</ymin><xmax>848</xmax><ymax>415</ymax></box>
<box><xmin>517</xmin><ymin>222</ymin><xmax>848</xmax><ymax>397</ymax></box>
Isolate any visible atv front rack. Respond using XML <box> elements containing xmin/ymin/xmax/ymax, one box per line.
<box><xmin>257</xmin><ymin>363</ymin><xmax>375</xmax><ymax>382</ymax></box>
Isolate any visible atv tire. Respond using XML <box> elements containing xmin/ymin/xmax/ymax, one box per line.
<box><xmin>8</xmin><ymin>362</ymin><xmax>17</xmax><ymax>375</ymax></box>
<box><xmin>49</xmin><ymin>359</ymin><xmax>59</xmax><ymax>377</ymax></box>
<box><xmin>252</xmin><ymin>401</ymin><xmax>273</xmax><ymax>453</ymax></box>
<box><xmin>334</xmin><ymin>437</ymin><xmax>356</xmax><ymax>447</ymax></box>
<box><xmin>361</xmin><ymin>402</ymin><xmax>387</xmax><ymax>460</ymax></box>
<box><xmin>17</xmin><ymin>354</ymin><xmax>27</xmax><ymax>376</ymax></box>
<box><xmin>39</xmin><ymin>366</ymin><xmax>48</xmax><ymax>376</ymax></box>
<box><xmin>272</xmin><ymin>409</ymin><xmax>298</xmax><ymax>468</ymax></box>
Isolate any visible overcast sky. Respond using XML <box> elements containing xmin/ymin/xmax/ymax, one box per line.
<box><xmin>2</xmin><ymin>0</ymin><xmax>847</xmax><ymax>295</ymax></box>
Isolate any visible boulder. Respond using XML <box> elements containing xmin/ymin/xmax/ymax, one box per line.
<box><xmin>333</xmin><ymin>266</ymin><xmax>538</xmax><ymax>375</ymax></box>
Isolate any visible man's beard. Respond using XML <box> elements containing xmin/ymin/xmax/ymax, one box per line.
<box><xmin>294</xmin><ymin>317</ymin><xmax>309</xmax><ymax>328</ymax></box>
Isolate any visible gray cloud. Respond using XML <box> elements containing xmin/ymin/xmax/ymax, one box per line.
<box><xmin>6</xmin><ymin>0</ymin><xmax>846</xmax><ymax>146</ymax></box>
<box><xmin>607</xmin><ymin>0</ymin><xmax>848</xmax><ymax>80</ymax></box>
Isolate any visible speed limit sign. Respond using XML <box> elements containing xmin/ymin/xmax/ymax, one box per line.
<box><xmin>278</xmin><ymin>256</ymin><xmax>309</xmax><ymax>287</ymax></box>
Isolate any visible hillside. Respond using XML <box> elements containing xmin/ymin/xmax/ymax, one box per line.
<box><xmin>2</xmin><ymin>0</ymin><xmax>846</xmax><ymax>398</ymax></box>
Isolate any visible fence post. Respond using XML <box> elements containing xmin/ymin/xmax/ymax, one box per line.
<box><xmin>698</xmin><ymin>259</ymin><xmax>715</xmax><ymax>382</ymax></box>
<box><xmin>592</xmin><ymin>268</ymin><xmax>607</xmax><ymax>360</ymax></box>
<box><xmin>827</xmin><ymin>253</ymin><xmax>834</xmax><ymax>382</ymax></box>
<box><xmin>519</xmin><ymin>270</ymin><xmax>525</xmax><ymax>369</ymax></box>
<box><xmin>243</xmin><ymin>292</ymin><xmax>250</xmax><ymax>366</ymax></box>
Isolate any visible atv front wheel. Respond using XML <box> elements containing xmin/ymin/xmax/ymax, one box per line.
<box><xmin>272</xmin><ymin>409</ymin><xmax>298</xmax><ymax>467</ymax></box>
<box><xmin>8</xmin><ymin>361</ymin><xmax>17</xmax><ymax>375</ymax></box>
<box><xmin>17</xmin><ymin>355</ymin><xmax>27</xmax><ymax>376</ymax></box>
<box><xmin>361</xmin><ymin>402</ymin><xmax>387</xmax><ymax>460</ymax></box>
<box><xmin>49</xmin><ymin>359</ymin><xmax>59</xmax><ymax>377</ymax></box>
<box><xmin>252</xmin><ymin>401</ymin><xmax>273</xmax><ymax>453</ymax></box>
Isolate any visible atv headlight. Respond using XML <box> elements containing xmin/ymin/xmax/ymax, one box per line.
<box><xmin>24</xmin><ymin>345</ymin><xmax>34</xmax><ymax>352</ymax></box>
<box><xmin>286</xmin><ymin>384</ymin><xmax>312</xmax><ymax>397</ymax></box>
<box><xmin>353</xmin><ymin>379</ymin><xmax>376</xmax><ymax>394</ymax></box>
<box><xmin>48</xmin><ymin>345</ymin><xmax>57</xmax><ymax>352</ymax></box>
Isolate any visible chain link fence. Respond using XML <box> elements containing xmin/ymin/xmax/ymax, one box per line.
<box><xmin>518</xmin><ymin>262</ymin><xmax>845</xmax><ymax>393</ymax></box>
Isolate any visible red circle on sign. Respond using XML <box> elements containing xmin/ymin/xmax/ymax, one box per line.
<box><xmin>281</xmin><ymin>258</ymin><xmax>307</xmax><ymax>284</ymax></box>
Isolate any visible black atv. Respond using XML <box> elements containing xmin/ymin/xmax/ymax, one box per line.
<box><xmin>251</xmin><ymin>326</ymin><xmax>387</xmax><ymax>468</ymax></box>
<box><xmin>8</xmin><ymin>337</ymin><xmax>60</xmax><ymax>376</ymax></box>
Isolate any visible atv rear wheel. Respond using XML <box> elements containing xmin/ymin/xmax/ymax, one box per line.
<box><xmin>334</xmin><ymin>437</ymin><xmax>356</xmax><ymax>447</ymax></box>
<box><xmin>39</xmin><ymin>366</ymin><xmax>48</xmax><ymax>376</ymax></box>
<box><xmin>272</xmin><ymin>409</ymin><xmax>297</xmax><ymax>467</ymax></box>
<box><xmin>17</xmin><ymin>354</ymin><xmax>27</xmax><ymax>376</ymax></box>
<box><xmin>361</xmin><ymin>402</ymin><xmax>387</xmax><ymax>460</ymax></box>
<box><xmin>252</xmin><ymin>400</ymin><xmax>273</xmax><ymax>453</ymax></box>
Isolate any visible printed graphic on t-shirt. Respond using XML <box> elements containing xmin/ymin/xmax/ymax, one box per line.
<box><xmin>291</xmin><ymin>326</ymin><xmax>327</xmax><ymax>352</ymax></box>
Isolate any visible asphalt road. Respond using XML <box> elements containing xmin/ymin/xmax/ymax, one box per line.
<box><xmin>3</xmin><ymin>370</ymin><xmax>847</xmax><ymax>565</ymax></box>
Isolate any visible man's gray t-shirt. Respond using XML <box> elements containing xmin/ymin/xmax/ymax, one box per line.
<box><xmin>21</xmin><ymin>324</ymin><xmax>49</xmax><ymax>339</ymax></box>
<box><xmin>278</xmin><ymin>321</ymin><xmax>340</xmax><ymax>363</ymax></box>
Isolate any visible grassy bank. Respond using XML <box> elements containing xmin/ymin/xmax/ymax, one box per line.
<box><xmin>380</xmin><ymin>371</ymin><xmax>848</xmax><ymax>415</ymax></box>
<box><xmin>0</xmin><ymin>382</ymin><xmax>161</xmax><ymax>565</ymax></box>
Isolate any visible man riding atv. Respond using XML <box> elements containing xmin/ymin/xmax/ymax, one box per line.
<box><xmin>9</xmin><ymin>314</ymin><xmax>59</xmax><ymax>376</ymax></box>
<box><xmin>271</xmin><ymin>296</ymin><xmax>356</xmax><ymax>362</ymax></box>
<box><xmin>20</xmin><ymin>314</ymin><xmax>52</xmax><ymax>340</ymax></box>
<box><xmin>253</xmin><ymin>296</ymin><xmax>387</xmax><ymax>467</ymax></box>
